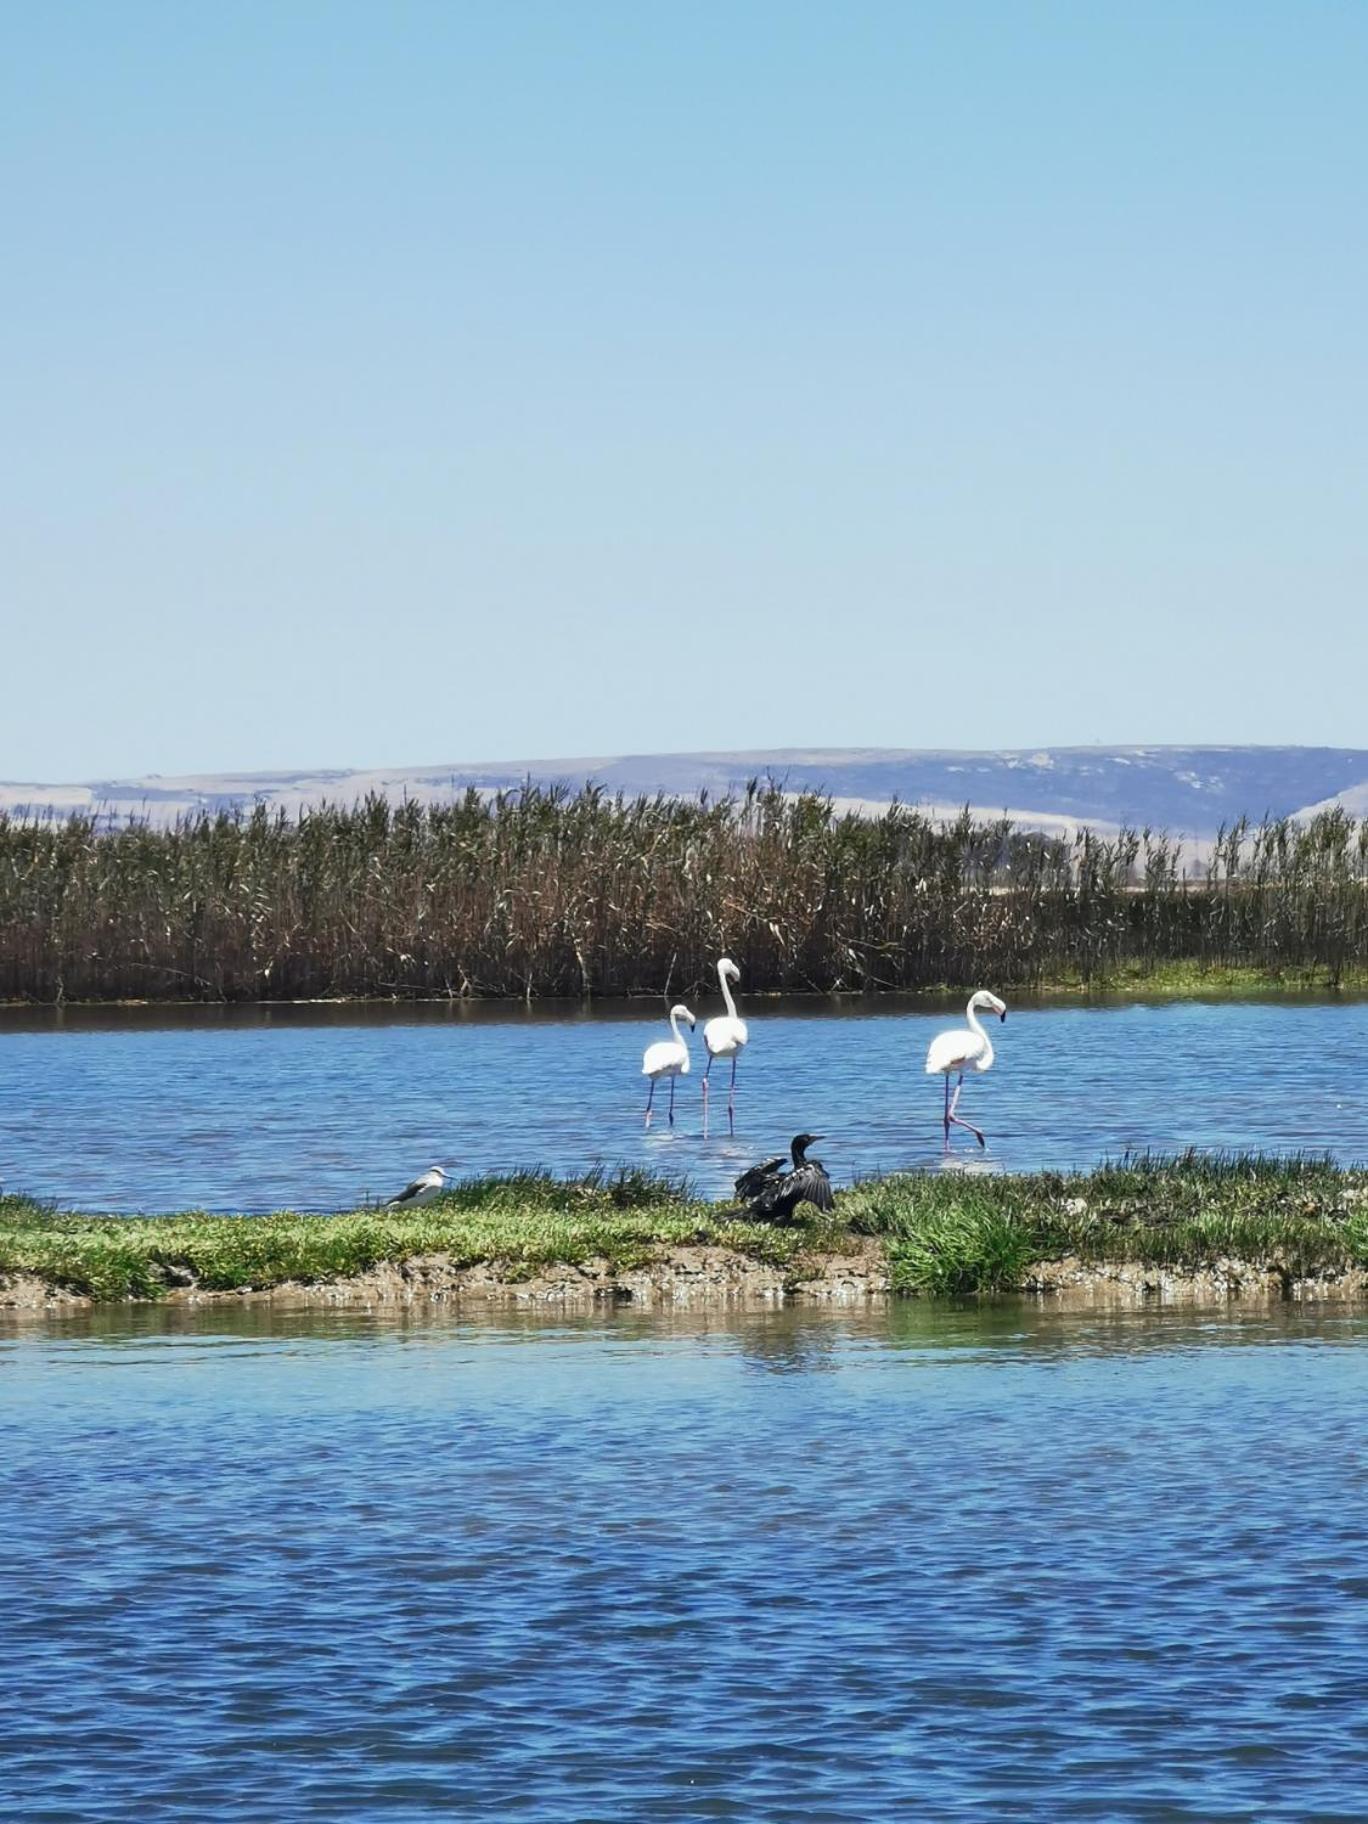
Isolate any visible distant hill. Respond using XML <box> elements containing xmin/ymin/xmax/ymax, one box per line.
<box><xmin>4</xmin><ymin>746</ymin><xmax>1368</xmax><ymax>838</ymax></box>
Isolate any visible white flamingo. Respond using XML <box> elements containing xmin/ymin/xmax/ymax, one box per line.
<box><xmin>702</xmin><ymin>957</ymin><xmax>748</xmax><ymax>1135</ymax></box>
<box><xmin>925</xmin><ymin>991</ymin><xmax>1007</xmax><ymax>1149</ymax></box>
<box><xmin>641</xmin><ymin>1003</ymin><xmax>696</xmax><ymax>1127</ymax></box>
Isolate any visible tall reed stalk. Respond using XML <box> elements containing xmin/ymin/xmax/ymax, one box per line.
<box><xmin>1</xmin><ymin>785</ymin><xmax>1365</xmax><ymax>1002</ymax></box>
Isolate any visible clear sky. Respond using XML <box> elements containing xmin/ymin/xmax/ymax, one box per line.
<box><xmin>4</xmin><ymin>1</ymin><xmax>1366</xmax><ymax>780</ymax></box>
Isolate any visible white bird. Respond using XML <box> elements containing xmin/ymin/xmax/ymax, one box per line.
<box><xmin>385</xmin><ymin>1165</ymin><xmax>450</xmax><ymax>1209</ymax></box>
<box><xmin>925</xmin><ymin>991</ymin><xmax>1008</xmax><ymax>1150</ymax></box>
<box><xmin>702</xmin><ymin>957</ymin><xmax>748</xmax><ymax>1135</ymax></box>
<box><xmin>641</xmin><ymin>1003</ymin><xmax>696</xmax><ymax>1127</ymax></box>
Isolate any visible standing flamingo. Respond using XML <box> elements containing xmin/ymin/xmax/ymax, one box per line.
<box><xmin>925</xmin><ymin>991</ymin><xmax>1007</xmax><ymax>1149</ymax></box>
<box><xmin>641</xmin><ymin>1003</ymin><xmax>696</xmax><ymax>1128</ymax></box>
<box><xmin>702</xmin><ymin>957</ymin><xmax>748</xmax><ymax>1135</ymax></box>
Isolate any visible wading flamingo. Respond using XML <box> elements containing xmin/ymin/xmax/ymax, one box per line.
<box><xmin>641</xmin><ymin>1003</ymin><xmax>696</xmax><ymax>1127</ymax></box>
<box><xmin>702</xmin><ymin>957</ymin><xmax>748</xmax><ymax>1135</ymax></box>
<box><xmin>925</xmin><ymin>991</ymin><xmax>1007</xmax><ymax>1149</ymax></box>
<box><xmin>385</xmin><ymin>1165</ymin><xmax>451</xmax><ymax>1208</ymax></box>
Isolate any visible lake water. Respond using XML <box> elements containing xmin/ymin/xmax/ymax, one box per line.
<box><xmin>3</xmin><ymin>995</ymin><xmax>1368</xmax><ymax>1211</ymax></box>
<box><xmin>5</xmin><ymin>1300</ymin><xmax>1368</xmax><ymax>1820</ymax></box>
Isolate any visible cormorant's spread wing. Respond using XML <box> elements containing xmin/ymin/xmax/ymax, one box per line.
<box><xmin>752</xmin><ymin>1162</ymin><xmax>835</xmax><ymax>1219</ymax></box>
<box><xmin>735</xmin><ymin>1156</ymin><xmax>785</xmax><ymax>1201</ymax></box>
<box><xmin>792</xmin><ymin>1164</ymin><xmax>835</xmax><ymax>1212</ymax></box>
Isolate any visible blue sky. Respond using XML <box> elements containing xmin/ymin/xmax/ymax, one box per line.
<box><xmin>4</xmin><ymin>2</ymin><xmax>1366</xmax><ymax>779</ymax></box>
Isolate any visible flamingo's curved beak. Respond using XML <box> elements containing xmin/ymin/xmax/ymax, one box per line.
<box><xmin>999</xmin><ymin>1011</ymin><xmax>1007</xmax><ymax>1023</ymax></box>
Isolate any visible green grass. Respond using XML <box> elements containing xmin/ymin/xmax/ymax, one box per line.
<box><xmin>0</xmin><ymin>1169</ymin><xmax>803</xmax><ymax>1302</ymax></box>
<box><xmin>844</xmin><ymin>1152</ymin><xmax>1368</xmax><ymax>1292</ymax></box>
<box><xmin>3</xmin><ymin>1155</ymin><xmax>1368</xmax><ymax>1305</ymax></box>
<box><xmin>1037</xmin><ymin>961</ymin><xmax>1368</xmax><ymax>997</ymax></box>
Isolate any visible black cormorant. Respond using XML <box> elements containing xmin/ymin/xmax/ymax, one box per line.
<box><xmin>735</xmin><ymin>1134</ymin><xmax>834</xmax><ymax>1221</ymax></box>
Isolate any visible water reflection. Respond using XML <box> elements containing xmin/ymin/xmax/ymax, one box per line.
<box><xmin>5</xmin><ymin>1292</ymin><xmax>1364</xmax><ymax>1364</ymax></box>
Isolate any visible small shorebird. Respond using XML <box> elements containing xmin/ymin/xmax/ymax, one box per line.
<box><xmin>641</xmin><ymin>1003</ymin><xmax>696</xmax><ymax>1127</ymax></box>
<box><xmin>735</xmin><ymin>1134</ymin><xmax>835</xmax><ymax>1221</ymax></box>
<box><xmin>925</xmin><ymin>991</ymin><xmax>1008</xmax><ymax>1149</ymax></box>
<box><xmin>702</xmin><ymin>957</ymin><xmax>748</xmax><ymax>1135</ymax></box>
<box><xmin>385</xmin><ymin>1165</ymin><xmax>451</xmax><ymax>1209</ymax></box>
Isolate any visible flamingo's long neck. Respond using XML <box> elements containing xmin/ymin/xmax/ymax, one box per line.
<box><xmin>668</xmin><ymin>1006</ymin><xmax>683</xmax><ymax>1044</ymax></box>
<box><xmin>719</xmin><ymin>963</ymin><xmax>737</xmax><ymax>1020</ymax></box>
<box><xmin>964</xmin><ymin>997</ymin><xmax>993</xmax><ymax>1066</ymax></box>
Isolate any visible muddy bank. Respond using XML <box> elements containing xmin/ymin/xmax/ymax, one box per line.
<box><xmin>1022</xmin><ymin>1256</ymin><xmax>1368</xmax><ymax>1308</ymax></box>
<box><xmin>186</xmin><ymin>1241</ymin><xmax>890</xmax><ymax>1310</ymax></box>
<box><xmin>0</xmin><ymin>1244</ymin><xmax>888</xmax><ymax>1311</ymax></box>
<box><xmin>6</xmin><ymin>1242</ymin><xmax>1368</xmax><ymax>1313</ymax></box>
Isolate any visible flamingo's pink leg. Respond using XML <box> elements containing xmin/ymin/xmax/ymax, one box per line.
<box><xmin>943</xmin><ymin>1073</ymin><xmax>952</xmax><ymax>1150</ymax></box>
<box><xmin>948</xmin><ymin>1074</ymin><xmax>986</xmax><ymax>1148</ymax></box>
<box><xmin>644</xmin><ymin>1078</ymin><xmax>656</xmax><ymax>1129</ymax></box>
<box><xmin>728</xmin><ymin>1054</ymin><xmax>738</xmax><ymax>1135</ymax></box>
<box><xmin>668</xmin><ymin>1074</ymin><xmax>676</xmax><ymax>1127</ymax></box>
<box><xmin>702</xmin><ymin>1055</ymin><xmax>713</xmax><ymax>1137</ymax></box>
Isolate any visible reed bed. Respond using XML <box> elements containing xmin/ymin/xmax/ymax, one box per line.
<box><xmin>2</xmin><ymin>786</ymin><xmax>1367</xmax><ymax>1002</ymax></box>
<box><xmin>4</xmin><ymin>1156</ymin><xmax>1366</xmax><ymax>1304</ymax></box>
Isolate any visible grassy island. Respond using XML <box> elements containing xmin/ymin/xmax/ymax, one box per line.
<box><xmin>4</xmin><ymin>1155</ymin><xmax>1368</xmax><ymax>1309</ymax></box>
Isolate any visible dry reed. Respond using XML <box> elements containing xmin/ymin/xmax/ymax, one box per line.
<box><xmin>1</xmin><ymin>785</ymin><xmax>1366</xmax><ymax>1003</ymax></box>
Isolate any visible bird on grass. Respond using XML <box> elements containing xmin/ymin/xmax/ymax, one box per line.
<box><xmin>385</xmin><ymin>1165</ymin><xmax>451</xmax><ymax>1209</ymax></box>
<box><xmin>702</xmin><ymin>957</ymin><xmax>748</xmax><ymax>1135</ymax></box>
<box><xmin>925</xmin><ymin>991</ymin><xmax>1007</xmax><ymax>1149</ymax></box>
<box><xmin>735</xmin><ymin>1134</ymin><xmax>835</xmax><ymax>1221</ymax></box>
<box><xmin>641</xmin><ymin>1003</ymin><xmax>697</xmax><ymax>1127</ymax></box>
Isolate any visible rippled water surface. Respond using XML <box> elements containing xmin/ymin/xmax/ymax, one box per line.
<box><xmin>3</xmin><ymin>996</ymin><xmax>1368</xmax><ymax>1210</ymax></box>
<box><xmin>5</xmin><ymin>1302</ymin><xmax>1368</xmax><ymax>1820</ymax></box>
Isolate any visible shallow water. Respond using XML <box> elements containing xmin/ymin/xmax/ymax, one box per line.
<box><xmin>3</xmin><ymin>995</ymin><xmax>1368</xmax><ymax>1210</ymax></box>
<box><xmin>4</xmin><ymin>1301</ymin><xmax>1368</xmax><ymax>1820</ymax></box>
